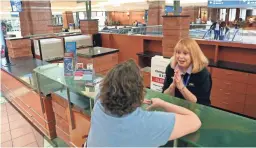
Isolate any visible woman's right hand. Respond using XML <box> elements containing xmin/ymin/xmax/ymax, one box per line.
<box><xmin>143</xmin><ymin>98</ymin><xmax>166</xmax><ymax>110</ymax></box>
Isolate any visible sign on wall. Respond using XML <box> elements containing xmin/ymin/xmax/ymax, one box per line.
<box><xmin>208</xmin><ymin>0</ymin><xmax>256</xmax><ymax>8</ymax></box>
<box><xmin>10</xmin><ymin>0</ymin><xmax>22</xmax><ymax>12</ymax></box>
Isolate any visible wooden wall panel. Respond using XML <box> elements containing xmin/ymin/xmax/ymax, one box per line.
<box><xmin>144</xmin><ymin>40</ymin><xmax>162</xmax><ymax>53</ymax></box>
<box><xmin>218</xmin><ymin>47</ymin><xmax>256</xmax><ymax>65</ymax></box>
<box><xmin>110</xmin><ymin>34</ymin><xmax>144</xmax><ymax>63</ymax></box>
<box><xmin>199</xmin><ymin>44</ymin><xmax>216</xmax><ymax>60</ymax></box>
<box><xmin>108</xmin><ymin>11</ymin><xmax>145</xmax><ymax>25</ymax></box>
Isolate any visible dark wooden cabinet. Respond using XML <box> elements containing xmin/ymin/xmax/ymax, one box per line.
<box><xmin>211</xmin><ymin>68</ymin><xmax>256</xmax><ymax>118</ymax></box>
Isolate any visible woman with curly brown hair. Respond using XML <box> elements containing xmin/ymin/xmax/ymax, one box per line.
<box><xmin>86</xmin><ymin>59</ymin><xmax>201</xmax><ymax>147</ymax></box>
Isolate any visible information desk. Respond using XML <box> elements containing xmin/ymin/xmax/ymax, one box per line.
<box><xmin>33</xmin><ymin>63</ymin><xmax>256</xmax><ymax>147</ymax></box>
<box><xmin>1</xmin><ymin>58</ymin><xmax>256</xmax><ymax>147</ymax></box>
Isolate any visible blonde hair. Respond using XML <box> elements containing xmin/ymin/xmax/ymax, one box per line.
<box><xmin>171</xmin><ymin>38</ymin><xmax>208</xmax><ymax>73</ymax></box>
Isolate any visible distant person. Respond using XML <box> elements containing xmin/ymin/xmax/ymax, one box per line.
<box><xmin>1</xmin><ymin>22</ymin><xmax>7</xmax><ymax>57</ymax></box>
<box><xmin>86</xmin><ymin>59</ymin><xmax>201</xmax><ymax>147</ymax></box>
<box><xmin>238</xmin><ymin>18</ymin><xmax>245</xmax><ymax>28</ymax></box>
<box><xmin>213</xmin><ymin>20</ymin><xmax>220</xmax><ymax>40</ymax></box>
<box><xmin>134</xmin><ymin>20</ymin><xmax>138</xmax><ymax>27</ymax></box>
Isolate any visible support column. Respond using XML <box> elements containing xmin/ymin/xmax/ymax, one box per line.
<box><xmin>162</xmin><ymin>15</ymin><xmax>190</xmax><ymax>57</ymax></box>
<box><xmin>80</xmin><ymin>19</ymin><xmax>98</xmax><ymax>35</ymax></box>
<box><xmin>147</xmin><ymin>0</ymin><xmax>165</xmax><ymax>25</ymax></box>
<box><xmin>62</xmin><ymin>11</ymin><xmax>74</xmax><ymax>29</ymax></box>
<box><xmin>19</xmin><ymin>1</ymin><xmax>53</xmax><ymax>36</ymax></box>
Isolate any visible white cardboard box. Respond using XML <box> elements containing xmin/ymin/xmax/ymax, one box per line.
<box><xmin>150</xmin><ymin>55</ymin><xmax>171</xmax><ymax>92</ymax></box>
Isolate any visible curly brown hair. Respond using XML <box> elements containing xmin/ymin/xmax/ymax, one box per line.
<box><xmin>99</xmin><ymin>59</ymin><xmax>144</xmax><ymax>117</ymax></box>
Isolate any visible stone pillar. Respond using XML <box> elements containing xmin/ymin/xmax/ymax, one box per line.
<box><xmin>62</xmin><ymin>11</ymin><xmax>74</xmax><ymax>29</ymax></box>
<box><xmin>80</xmin><ymin>19</ymin><xmax>98</xmax><ymax>35</ymax></box>
<box><xmin>19</xmin><ymin>1</ymin><xmax>53</xmax><ymax>36</ymax></box>
<box><xmin>147</xmin><ymin>0</ymin><xmax>165</xmax><ymax>25</ymax></box>
<box><xmin>162</xmin><ymin>15</ymin><xmax>190</xmax><ymax>57</ymax></box>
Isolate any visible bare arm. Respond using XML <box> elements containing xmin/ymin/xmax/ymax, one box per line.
<box><xmin>160</xmin><ymin>100</ymin><xmax>201</xmax><ymax>140</ymax></box>
<box><xmin>178</xmin><ymin>86</ymin><xmax>197</xmax><ymax>103</ymax></box>
<box><xmin>163</xmin><ymin>82</ymin><xmax>175</xmax><ymax>96</ymax></box>
<box><xmin>145</xmin><ymin>98</ymin><xmax>201</xmax><ymax>141</ymax></box>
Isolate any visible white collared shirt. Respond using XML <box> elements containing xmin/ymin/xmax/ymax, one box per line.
<box><xmin>172</xmin><ymin>64</ymin><xmax>193</xmax><ymax>75</ymax></box>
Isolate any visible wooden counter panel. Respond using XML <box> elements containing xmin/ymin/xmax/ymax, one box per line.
<box><xmin>246</xmin><ymin>85</ymin><xmax>256</xmax><ymax>96</ymax></box>
<box><xmin>101</xmin><ymin>33</ymin><xmax>111</xmax><ymax>48</ymax></box>
<box><xmin>54</xmin><ymin>113</ymin><xmax>70</xmax><ymax>134</ymax></box>
<box><xmin>101</xmin><ymin>34</ymin><xmax>144</xmax><ymax>64</ymax></box>
<box><xmin>52</xmin><ymin>101</ymin><xmax>67</xmax><ymax>121</ymax></box>
<box><xmin>245</xmin><ymin>95</ymin><xmax>256</xmax><ymax>106</ymax></box>
<box><xmin>144</xmin><ymin>39</ymin><xmax>162</xmax><ymax>53</ymax></box>
<box><xmin>212</xmin><ymin>68</ymin><xmax>248</xmax><ymax>83</ymax></box>
<box><xmin>196</xmin><ymin>39</ymin><xmax>256</xmax><ymax>50</ymax></box>
<box><xmin>19</xmin><ymin>91</ymin><xmax>44</xmax><ymax>116</ymax></box>
<box><xmin>142</xmin><ymin>71</ymin><xmax>151</xmax><ymax>88</ymax></box>
<box><xmin>211</xmin><ymin>97</ymin><xmax>244</xmax><ymax>114</ymax></box>
<box><xmin>51</xmin><ymin>93</ymin><xmax>68</xmax><ymax>108</ymax></box>
<box><xmin>218</xmin><ymin>47</ymin><xmax>256</xmax><ymax>65</ymax></box>
<box><xmin>247</xmin><ymin>74</ymin><xmax>256</xmax><ymax>85</ymax></box>
<box><xmin>1</xmin><ymin>70</ymin><xmax>25</xmax><ymax>91</ymax></box>
<box><xmin>56</xmin><ymin>125</ymin><xmax>70</xmax><ymax>145</ymax></box>
<box><xmin>243</xmin><ymin>104</ymin><xmax>256</xmax><ymax>118</ymax></box>
<box><xmin>244</xmin><ymin>95</ymin><xmax>256</xmax><ymax>118</ymax></box>
<box><xmin>198</xmin><ymin>44</ymin><xmax>215</xmax><ymax>59</ymax></box>
<box><xmin>212</xmin><ymin>78</ymin><xmax>247</xmax><ymax>94</ymax></box>
<box><xmin>211</xmin><ymin>87</ymin><xmax>246</xmax><ymax>103</ymax></box>
<box><xmin>70</xmin><ymin>110</ymin><xmax>91</xmax><ymax>147</ymax></box>
<box><xmin>93</xmin><ymin>53</ymin><xmax>118</xmax><ymax>66</ymax></box>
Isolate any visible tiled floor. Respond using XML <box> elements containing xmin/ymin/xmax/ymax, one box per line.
<box><xmin>1</xmin><ymin>94</ymin><xmax>55</xmax><ymax>148</ymax></box>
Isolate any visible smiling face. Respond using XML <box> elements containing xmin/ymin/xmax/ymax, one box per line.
<box><xmin>175</xmin><ymin>46</ymin><xmax>192</xmax><ymax>70</ymax></box>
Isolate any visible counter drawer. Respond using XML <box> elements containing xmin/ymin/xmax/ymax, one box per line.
<box><xmin>51</xmin><ymin>93</ymin><xmax>68</xmax><ymax>108</ymax></box>
<box><xmin>212</xmin><ymin>68</ymin><xmax>248</xmax><ymax>83</ymax></box>
<box><xmin>211</xmin><ymin>98</ymin><xmax>244</xmax><ymax>114</ymax></box>
<box><xmin>52</xmin><ymin>101</ymin><xmax>67</xmax><ymax>121</ymax></box>
<box><xmin>212</xmin><ymin>78</ymin><xmax>246</xmax><ymax>94</ymax></box>
<box><xmin>247</xmin><ymin>74</ymin><xmax>256</xmax><ymax>85</ymax></box>
<box><xmin>211</xmin><ymin>87</ymin><xmax>246</xmax><ymax>103</ymax></box>
<box><xmin>54</xmin><ymin>113</ymin><xmax>70</xmax><ymax>134</ymax></box>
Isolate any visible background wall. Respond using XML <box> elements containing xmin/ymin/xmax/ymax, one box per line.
<box><xmin>108</xmin><ymin>11</ymin><xmax>145</xmax><ymax>25</ymax></box>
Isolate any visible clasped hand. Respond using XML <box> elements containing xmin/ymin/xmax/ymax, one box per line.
<box><xmin>172</xmin><ymin>69</ymin><xmax>184</xmax><ymax>90</ymax></box>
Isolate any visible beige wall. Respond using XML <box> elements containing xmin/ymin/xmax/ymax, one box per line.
<box><xmin>0</xmin><ymin>1</ymin><xmax>12</xmax><ymax>19</ymax></box>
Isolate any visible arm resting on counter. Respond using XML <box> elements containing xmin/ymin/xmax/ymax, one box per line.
<box><xmin>147</xmin><ymin>98</ymin><xmax>201</xmax><ymax>141</ymax></box>
<box><xmin>178</xmin><ymin>86</ymin><xmax>197</xmax><ymax>103</ymax></box>
<box><xmin>160</xmin><ymin>101</ymin><xmax>201</xmax><ymax>140</ymax></box>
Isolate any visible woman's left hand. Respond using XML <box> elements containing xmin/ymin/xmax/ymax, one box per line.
<box><xmin>174</xmin><ymin>69</ymin><xmax>184</xmax><ymax>90</ymax></box>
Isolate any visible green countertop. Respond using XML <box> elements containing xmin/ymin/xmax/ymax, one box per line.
<box><xmin>77</xmin><ymin>47</ymin><xmax>119</xmax><ymax>58</ymax></box>
<box><xmin>33</xmin><ymin>63</ymin><xmax>256</xmax><ymax>147</ymax></box>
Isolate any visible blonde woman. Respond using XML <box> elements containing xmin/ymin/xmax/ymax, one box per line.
<box><xmin>163</xmin><ymin>38</ymin><xmax>212</xmax><ymax>106</ymax></box>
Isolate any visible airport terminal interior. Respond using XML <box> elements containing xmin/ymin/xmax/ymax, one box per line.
<box><xmin>0</xmin><ymin>0</ymin><xmax>256</xmax><ymax>147</ymax></box>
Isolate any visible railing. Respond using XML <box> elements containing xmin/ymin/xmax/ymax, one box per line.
<box><xmin>99</xmin><ymin>24</ymin><xmax>256</xmax><ymax>44</ymax></box>
<box><xmin>99</xmin><ymin>25</ymin><xmax>163</xmax><ymax>36</ymax></box>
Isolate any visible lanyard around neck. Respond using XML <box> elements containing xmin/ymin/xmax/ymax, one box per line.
<box><xmin>183</xmin><ymin>74</ymin><xmax>191</xmax><ymax>87</ymax></box>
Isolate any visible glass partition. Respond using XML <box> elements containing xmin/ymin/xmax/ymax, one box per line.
<box><xmin>33</xmin><ymin>63</ymin><xmax>102</xmax><ymax>116</ymax></box>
